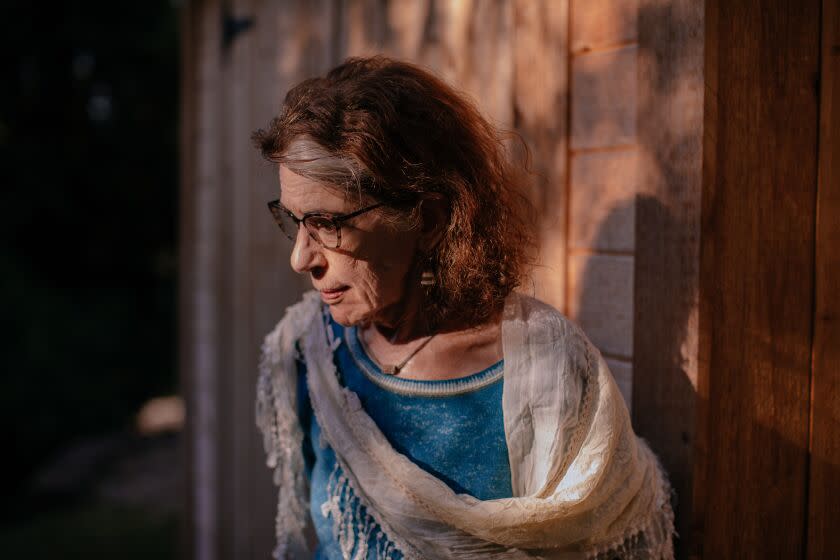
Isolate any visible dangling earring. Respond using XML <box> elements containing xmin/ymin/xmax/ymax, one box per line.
<box><xmin>420</xmin><ymin>254</ymin><xmax>436</xmax><ymax>286</ymax></box>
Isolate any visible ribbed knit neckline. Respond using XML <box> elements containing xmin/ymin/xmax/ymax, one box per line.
<box><xmin>344</xmin><ymin>325</ymin><xmax>504</xmax><ymax>398</ymax></box>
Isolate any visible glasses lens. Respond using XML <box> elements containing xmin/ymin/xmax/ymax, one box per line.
<box><xmin>269</xmin><ymin>203</ymin><xmax>297</xmax><ymax>241</ymax></box>
<box><xmin>304</xmin><ymin>215</ymin><xmax>339</xmax><ymax>248</ymax></box>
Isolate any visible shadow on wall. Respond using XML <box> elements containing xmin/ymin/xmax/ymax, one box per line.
<box><xmin>574</xmin><ymin>195</ymin><xmax>696</xmax><ymax>557</ymax></box>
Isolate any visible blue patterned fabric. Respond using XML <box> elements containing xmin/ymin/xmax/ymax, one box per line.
<box><xmin>296</xmin><ymin>313</ymin><xmax>512</xmax><ymax>559</ymax></box>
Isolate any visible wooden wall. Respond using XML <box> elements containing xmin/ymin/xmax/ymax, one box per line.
<box><xmin>181</xmin><ymin>1</ymin><xmax>840</xmax><ymax>558</ymax></box>
<box><xmin>566</xmin><ymin>0</ymin><xmax>640</xmax><ymax>409</ymax></box>
<box><xmin>180</xmin><ymin>1</ymin><xmax>571</xmax><ymax>559</ymax></box>
<box><xmin>807</xmin><ymin>2</ymin><xmax>840</xmax><ymax>556</ymax></box>
<box><xmin>174</xmin><ymin>1</ymin><xmax>840</xmax><ymax>559</ymax></box>
<box><xmin>694</xmin><ymin>0</ymin><xmax>837</xmax><ymax>557</ymax></box>
<box><xmin>633</xmin><ymin>1</ymin><xmax>704</xmax><ymax>556</ymax></box>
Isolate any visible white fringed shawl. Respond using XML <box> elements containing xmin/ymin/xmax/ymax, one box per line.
<box><xmin>257</xmin><ymin>291</ymin><xmax>675</xmax><ymax>559</ymax></box>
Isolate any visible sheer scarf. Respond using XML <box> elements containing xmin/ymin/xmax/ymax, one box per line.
<box><xmin>257</xmin><ymin>291</ymin><xmax>674</xmax><ymax>559</ymax></box>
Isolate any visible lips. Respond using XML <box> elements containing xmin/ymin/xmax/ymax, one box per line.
<box><xmin>319</xmin><ymin>286</ymin><xmax>349</xmax><ymax>303</ymax></box>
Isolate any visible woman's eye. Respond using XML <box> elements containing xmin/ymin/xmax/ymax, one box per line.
<box><xmin>306</xmin><ymin>216</ymin><xmax>335</xmax><ymax>231</ymax></box>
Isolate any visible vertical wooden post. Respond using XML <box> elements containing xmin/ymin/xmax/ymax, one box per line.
<box><xmin>181</xmin><ymin>0</ymin><xmax>225</xmax><ymax>558</ymax></box>
<box><xmin>696</xmin><ymin>1</ymin><xmax>820</xmax><ymax>557</ymax></box>
<box><xmin>633</xmin><ymin>2</ymin><xmax>704</xmax><ymax>557</ymax></box>
<box><xmin>217</xmin><ymin>0</ymin><xmax>258</xmax><ymax>557</ymax></box>
<box><xmin>179</xmin><ymin>1</ymin><xmax>200</xmax><ymax>558</ymax></box>
<box><xmin>807</xmin><ymin>0</ymin><xmax>840</xmax><ymax>557</ymax></box>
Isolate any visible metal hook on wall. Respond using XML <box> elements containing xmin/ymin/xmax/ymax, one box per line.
<box><xmin>221</xmin><ymin>3</ymin><xmax>254</xmax><ymax>53</ymax></box>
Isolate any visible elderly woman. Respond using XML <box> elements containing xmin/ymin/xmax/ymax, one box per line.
<box><xmin>254</xmin><ymin>57</ymin><xmax>674</xmax><ymax>560</ymax></box>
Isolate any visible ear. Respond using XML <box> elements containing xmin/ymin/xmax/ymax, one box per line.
<box><xmin>417</xmin><ymin>194</ymin><xmax>449</xmax><ymax>252</ymax></box>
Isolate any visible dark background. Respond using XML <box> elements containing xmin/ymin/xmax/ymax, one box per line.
<box><xmin>1</xmin><ymin>2</ymin><xmax>180</xmax><ymax>556</ymax></box>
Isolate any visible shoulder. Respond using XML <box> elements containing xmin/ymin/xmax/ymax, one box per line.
<box><xmin>503</xmin><ymin>292</ymin><xmax>598</xmax><ymax>375</ymax></box>
<box><xmin>504</xmin><ymin>293</ymin><xmax>591</xmax><ymax>348</ymax></box>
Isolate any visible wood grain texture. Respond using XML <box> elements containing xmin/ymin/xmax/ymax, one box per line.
<box><xmin>513</xmin><ymin>0</ymin><xmax>569</xmax><ymax>312</ymax></box>
<box><xmin>217</xmin><ymin>0</ymin><xmax>251</xmax><ymax>556</ymax></box>
<box><xmin>807</xmin><ymin>0</ymin><xmax>840</xmax><ymax>557</ymax></box>
<box><xmin>570</xmin><ymin>46</ymin><xmax>637</xmax><ymax>149</ymax></box>
<box><xmin>697</xmin><ymin>1</ymin><xmax>820</xmax><ymax>557</ymax></box>
<box><xmin>569</xmin><ymin>149</ymin><xmax>636</xmax><ymax>252</ymax></box>
<box><xmin>570</xmin><ymin>0</ymin><xmax>638</xmax><ymax>54</ymax></box>
<box><xmin>568</xmin><ymin>254</ymin><xmax>634</xmax><ymax>358</ymax></box>
<box><xmin>342</xmin><ymin>0</ymin><xmax>514</xmax><ymax>126</ymax></box>
<box><xmin>633</xmin><ymin>1</ymin><xmax>704</xmax><ymax>557</ymax></box>
<box><xmin>183</xmin><ymin>0</ymin><xmax>224</xmax><ymax>558</ymax></box>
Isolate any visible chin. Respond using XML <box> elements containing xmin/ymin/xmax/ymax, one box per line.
<box><xmin>326</xmin><ymin>301</ymin><xmax>370</xmax><ymax>327</ymax></box>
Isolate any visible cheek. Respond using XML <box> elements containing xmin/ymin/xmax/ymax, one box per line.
<box><xmin>351</xmin><ymin>258</ymin><xmax>406</xmax><ymax>307</ymax></box>
<box><xmin>328</xmin><ymin>225</ymin><xmax>419</xmax><ymax>320</ymax></box>
<box><xmin>338</xmin><ymin>250</ymin><xmax>415</xmax><ymax>310</ymax></box>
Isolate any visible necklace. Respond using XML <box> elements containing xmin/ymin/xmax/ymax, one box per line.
<box><xmin>361</xmin><ymin>328</ymin><xmax>437</xmax><ymax>376</ymax></box>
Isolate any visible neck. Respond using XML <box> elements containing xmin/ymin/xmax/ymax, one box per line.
<box><xmin>360</xmin><ymin>306</ymin><xmax>503</xmax><ymax>380</ymax></box>
<box><xmin>370</xmin><ymin>297</ymin><xmax>500</xmax><ymax>344</ymax></box>
<box><xmin>367</xmin><ymin>281</ymin><xmax>434</xmax><ymax>343</ymax></box>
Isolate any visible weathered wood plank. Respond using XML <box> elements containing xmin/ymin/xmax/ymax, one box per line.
<box><xmin>570</xmin><ymin>45</ymin><xmax>637</xmax><ymax>150</ymax></box>
<box><xmin>216</xmin><ymin>0</ymin><xmax>251</xmax><ymax>556</ymax></box>
<box><xmin>696</xmin><ymin>1</ymin><xmax>820</xmax><ymax>557</ymax></box>
<box><xmin>568</xmin><ymin>254</ymin><xmax>634</xmax><ymax>358</ymax></box>
<box><xmin>184</xmin><ymin>0</ymin><xmax>225</xmax><ymax>558</ymax></box>
<box><xmin>807</xmin><ymin>0</ymin><xmax>840</xmax><ymax>557</ymax></box>
<box><xmin>513</xmin><ymin>0</ymin><xmax>569</xmax><ymax>312</ymax></box>
<box><xmin>571</xmin><ymin>0</ymin><xmax>637</xmax><ymax>54</ymax></box>
<box><xmin>433</xmin><ymin>0</ymin><xmax>515</xmax><ymax>125</ymax></box>
<box><xmin>633</xmin><ymin>1</ymin><xmax>704</xmax><ymax>557</ymax></box>
<box><xmin>342</xmin><ymin>0</ymin><xmax>514</xmax><ymax>127</ymax></box>
<box><xmin>178</xmin><ymin>2</ymin><xmax>199</xmax><ymax>559</ymax></box>
<box><xmin>569</xmin><ymin>149</ymin><xmax>636</xmax><ymax>252</ymax></box>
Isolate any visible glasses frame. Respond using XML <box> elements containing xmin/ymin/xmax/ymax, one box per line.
<box><xmin>266</xmin><ymin>200</ymin><xmax>384</xmax><ymax>249</ymax></box>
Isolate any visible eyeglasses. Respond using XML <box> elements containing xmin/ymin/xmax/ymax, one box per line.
<box><xmin>267</xmin><ymin>200</ymin><xmax>384</xmax><ymax>249</ymax></box>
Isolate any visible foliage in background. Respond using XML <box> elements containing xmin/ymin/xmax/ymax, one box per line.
<box><xmin>0</xmin><ymin>1</ymin><xmax>179</xmax><ymax>517</ymax></box>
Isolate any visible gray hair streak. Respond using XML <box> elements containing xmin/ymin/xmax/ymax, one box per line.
<box><xmin>279</xmin><ymin>137</ymin><xmax>368</xmax><ymax>200</ymax></box>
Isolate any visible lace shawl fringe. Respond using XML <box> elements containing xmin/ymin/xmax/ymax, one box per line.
<box><xmin>321</xmin><ymin>461</ymin><xmax>401</xmax><ymax>560</ymax></box>
<box><xmin>256</xmin><ymin>295</ymin><xmax>319</xmax><ymax>559</ymax></box>
<box><xmin>586</xmin><ymin>449</ymin><xmax>676</xmax><ymax>560</ymax></box>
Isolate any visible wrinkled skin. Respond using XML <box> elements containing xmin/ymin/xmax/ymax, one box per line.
<box><xmin>279</xmin><ymin>165</ymin><xmax>501</xmax><ymax>379</ymax></box>
<box><xmin>280</xmin><ymin>165</ymin><xmax>425</xmax><ymax>328</ymax></box>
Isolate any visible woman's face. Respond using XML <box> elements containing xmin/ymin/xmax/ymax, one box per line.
<box><xmin>279</xmin><ymin>165</ymin><xmax>422</xmax><ymax>327</ymax></box>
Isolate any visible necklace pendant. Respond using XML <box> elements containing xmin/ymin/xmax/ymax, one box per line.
<box><xmin>382</xmin><ymin>364</ymin><xmax>398</xmax><ymax>375</ymax></box>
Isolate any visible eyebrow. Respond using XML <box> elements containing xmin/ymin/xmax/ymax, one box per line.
<box><xmin>279</xmin><ymin>201</ymin><xmax>341</xmax><ymax>217</ymax></box>
<box><xmin>301</xmin><ymin>208</ymin><xmax>336</xmax><ymax>216</ymax></box>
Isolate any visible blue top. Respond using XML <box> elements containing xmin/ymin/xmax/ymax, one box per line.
<box><xmin>296</xmin><ymin>313</ymin><xmax>512</xmax><ymax>559</ymax></box>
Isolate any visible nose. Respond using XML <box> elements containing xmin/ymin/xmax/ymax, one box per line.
<box><xmin>290</xmin><ymin>225</ymin><xmax>325</xmax><ymax>274</ymax></box>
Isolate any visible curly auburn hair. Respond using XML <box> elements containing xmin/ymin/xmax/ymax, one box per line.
<box><xmin>253</xmin><ymin>56</ymin><xmax>535</xmax><ymax>327</ymax></box>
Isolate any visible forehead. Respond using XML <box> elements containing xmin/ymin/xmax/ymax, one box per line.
<box><xmin>278</xmin><ymin>165</ymin><xmax>349</xmax><ymax>213</ymax></box>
